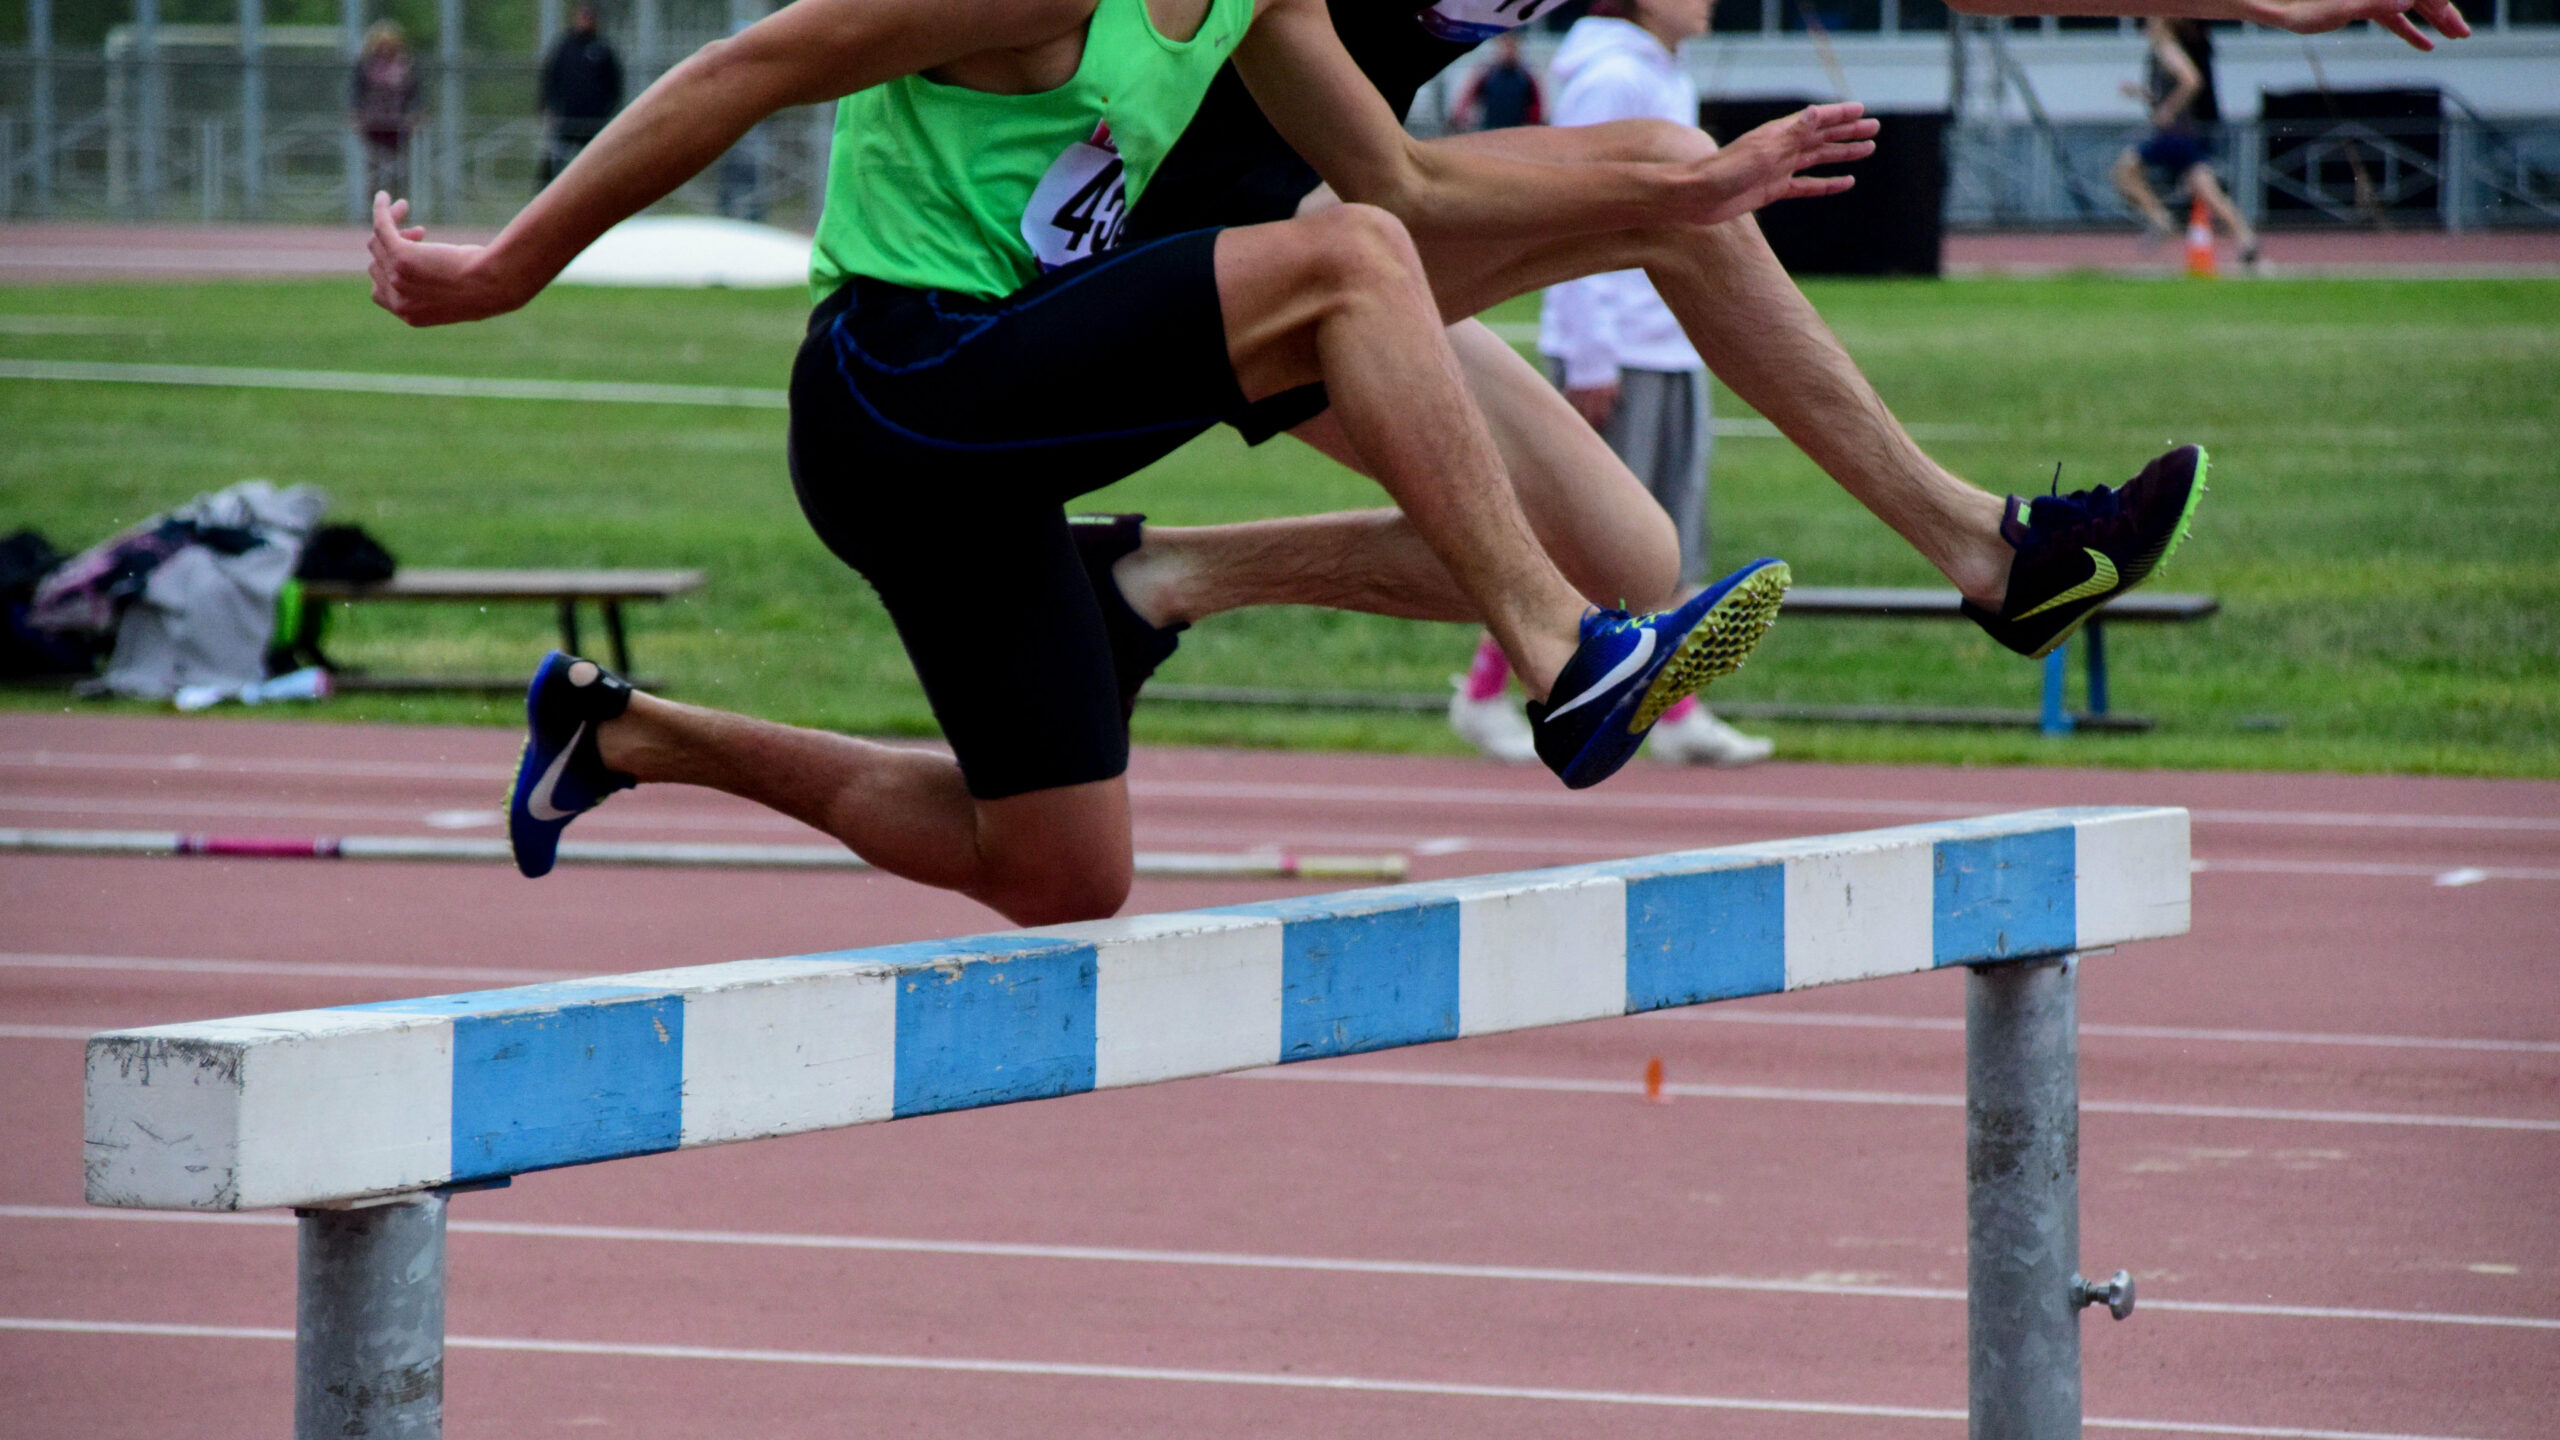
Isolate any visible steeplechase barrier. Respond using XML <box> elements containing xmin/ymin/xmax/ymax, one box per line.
<box><xmin>83</xmin><ymin>805</ymin><xmax>2190</xmax><ymax>1440</ymax></box>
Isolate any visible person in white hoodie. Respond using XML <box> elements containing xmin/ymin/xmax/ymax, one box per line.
<box><xmin>1448</xmin><ymin>0</ymin><xmax>1775</xmax><ymax>768</ymax></box>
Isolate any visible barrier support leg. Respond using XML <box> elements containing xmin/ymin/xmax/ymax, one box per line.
<box><xmin>1967</xmin><ymin>954</ymin><xmax>2079</xmax><ymax>1440</ymax></box>
<box><xmin>2039</xmin><ymin>646</ymin><xmax>2073</xmax><ymax>736</ymax></box>
<box><xmin>296</xmin><ymin>1192</ymin><xmax>446</xmax><ymax>1440</ymax></box>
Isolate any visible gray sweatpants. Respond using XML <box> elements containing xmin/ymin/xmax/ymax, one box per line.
<box><xmin>1544</xmin><ymin>362</ymin><xmax>1713</xmax><ymax>587</ymax></box>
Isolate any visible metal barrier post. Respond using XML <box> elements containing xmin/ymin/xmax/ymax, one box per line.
<box><xmin>1967</xmin><ymin>954</ymin><xmax>2083</xmax><ymax>1440</ymax></box>
<box><xmin>199</xmin><ymin>118</ymin><xmax>222</xmax><ymax>222</ymax></box>
<box><xmin>240</xmin><ymin>0</ymin><xmax>264</xmax><ymax>216</ymax></box>
<box><xmin>29</xmin><ymin>0</ymin><xmax>55</xmax><ymax>215</ymax></box>
<box><xmin>295</xmin><ymin>1193</ymin><xmax>447</xmax><ymax>1440</ymax></box>
<box><xmin>341</xmin><ymin>0</ymin><xmax>365</xmax><ymax>222</ymax></box>
<box><xmin>135</xmin><ymin>0</ymin><xmax>163</xmax><ymax>219</ymax></box>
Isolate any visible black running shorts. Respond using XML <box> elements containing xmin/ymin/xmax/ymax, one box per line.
<box><xmin>788</xmin><ymin>229</ymin><xmax>1248</xmax><ymax>801</ymax></box>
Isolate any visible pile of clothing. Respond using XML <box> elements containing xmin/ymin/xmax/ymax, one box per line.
<box><xmin>5</xmin><ymin>479</ymin><xmax>396</xmax><ymax>708</ymax></box>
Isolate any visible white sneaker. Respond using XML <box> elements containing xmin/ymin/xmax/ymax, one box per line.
<box><xmin>1647</xmin><ymin>706</ymin><xmax>1774</xmax><ymax>767</ymax></box>
<box><xmin>1448</xmin><ymin>678</ymin><xmax>1539</xmax><ymax>764</ymax></box>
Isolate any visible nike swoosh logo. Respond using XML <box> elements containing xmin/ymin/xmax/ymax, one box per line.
<box><xmin>1544</xmin><ymin>626</ymin><xmax>1656</xmax><ymax>722</ymax></box>
<box><xmin>2013</xmin><ymin>549</ymin><xmax>2119</xmax><ymax>621</ymax></box>
<box><xmin>524</xmin><ymin>723</ymin><xmax>586</xmax><ymax>823</ymax></box>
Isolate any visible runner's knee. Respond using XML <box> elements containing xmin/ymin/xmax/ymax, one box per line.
<box><xmin>1301</xmin><ymin>203</ymin><xmax>1427</xmax><ymax>300</ymax></box>
<box><xmin>977</xmin><ymin>854</ymin><xmax>1132</xmax><ymax>925</ymax></box>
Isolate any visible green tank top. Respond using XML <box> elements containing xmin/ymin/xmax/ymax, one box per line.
<box><xmin>810</xmin><ymin>0</ymin><xmax>1252</xmax><ymax>303</ymax></box>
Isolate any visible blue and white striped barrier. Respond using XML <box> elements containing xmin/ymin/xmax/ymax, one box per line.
<box><xmin>84</xmin><ymin>806</ymin><xmax>2188</xmax><ymax>1212</ymax></box>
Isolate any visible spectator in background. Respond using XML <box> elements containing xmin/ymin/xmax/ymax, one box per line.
<box><xmin>349</xmin><ymin>21</ymin><xmax>419</xmax><ymax>203</ymax></box>
<box><xmin>1449</xmin><ymin>0</ymin><xmax>1773</xmax><ymax>768</ymax></box>
<box><xmin>2113</xmin><ymin>17</ymin><xmax>2260</xmax><ymax>268</ymax></box>
<box><xmin>540</xmin><ymin>3</ymin><xmax>625</xmax><ymax>187</ymax></box>
<box><xmin>1449</xmin><ymin>31</ymin><xmax>1544</xmax><ymax>132</ymax></box>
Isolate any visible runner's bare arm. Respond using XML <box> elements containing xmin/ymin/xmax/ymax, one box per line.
<box><xmin>370</xmin><ymin>0</ymin><xmax>1099</xmax><ymax>326</ymax></box>
<box><xmin>1227</xmin><ymin>0</ymin><xmax>1878</xmax><ymax>243</ymax></box>
<box><xmin>1944</xmin><ymin>0</ymin><xmax>2468</xmax><ymax>52</ymax></box>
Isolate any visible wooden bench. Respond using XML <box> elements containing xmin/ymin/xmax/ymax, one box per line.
<box><xmin>299</xmin><ymin>568</ymin><xmax>702</xmax><ymax>690</ymax></box>
<box><xmin>1148</xmin><ymin>586</ymin><xmax>2218</xmax><ymax>734</ymax></box>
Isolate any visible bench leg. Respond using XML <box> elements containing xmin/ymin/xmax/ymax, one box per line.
<box><xmin>556</xmin><ymin>599</ymin><xmax>582</xmax><ymax>660</ymax></box>
<box><xmin>1967</xmin><ymin>956</ymin><xmax>2083</xmax><ymax>1440</ymax></box>
<box><xmin>2084</xmin><ymin>623</ymin><xmax>2110</xmax><ymax>717</ymax></box>
<box><xmin>296</xmin><ymin>1193</ymin><xmax>446</xmax><ymax>1440</ymax></box>
<box><xmin>2040</xmin><ymin>646</ymin><xmax>2074</xmax><ymax>736</ymax></box>
<box><xmin>603</xmin><ymin>600</ymin><xmax>633</xmax><ymax>678</ymax></box>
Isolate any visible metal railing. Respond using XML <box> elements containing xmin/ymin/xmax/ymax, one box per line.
<box><xmin>5</xmin><ymin>50</ymin><xmax>2557</xmax><ymax>231</ymax></box>
<box><xmin>0</xmin><ymin>49</ymin><xmax>833</xmax><ymax>226</ymax></box>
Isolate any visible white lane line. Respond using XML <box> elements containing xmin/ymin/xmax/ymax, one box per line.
<box><xmin>0</xmin><ymin>1315</ymin><xmax>2501</xmax><ymax>1439</ymax></box>
<box><xmin>0</xmin><ymin>356</ymin><xmax>1991</xmax><ymax>443</ymax></box>
<box><xmin>0</xmin><ymin>1023</ymin><xmax>95</xmax><ymax>1040</ymax></box>
<box><xmin>2196</xmin><ymin>858</ymin><xmax>2560</xmax><ymax>883</ymax></box>
<box><xmin>0</xmin><ymin>750</ymin><xmax>514</xmax><ymax>782</ymax></box>
<box><xmin>0</xmin><ymin>792</ymin><xmax>501</xmax><ymax>825</ymax></box>
<box><xmin>7</xmin><ymin>750</ymin><xmax>2556</xmax><ymax>836</ymax></box>
<box><xmin>0</xmin><ymin>315</ymin><xmax>158</xmax><ymax>335</ymax></box>
<box><xmin>1658</xmin><ymin>1009</ymin><xmax>2560</xmax><ymax>1055</ymax></box>
<box><xmin>1132</xmin><ymin>780</ymin><xmax>2560</xmax><ymax>836</ymax></box>
<box><xmin>1237</xmin><ymin>1068</ymin><xmax>2560</xmax><ymax>1133</ymax></box>
<box><xmin>6</xmin><ymin>1206</ymin><xmax>2549</xmax><ymax>1333</ymax></box>
<box><xmin>0</xmin><ymin>951</ymin><xmax>575</xmax><ymax>983</ymax></box>
<box><xmin>0</xmin><ymin>788</ymin><xmax>810</xmax><ymax>835</ymax></box>
<box><xmin>0</xmin><ymin>358</ymin><xmax>792</xmax><ymax>409</ymax></box>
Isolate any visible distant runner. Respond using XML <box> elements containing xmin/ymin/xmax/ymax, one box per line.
<box><xmin>2113</xmin><ymin>16</ymin><xmax>2259</xmax><ymax>269</ymax></box>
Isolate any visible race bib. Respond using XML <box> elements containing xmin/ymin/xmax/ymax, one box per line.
<box><xmin>1417</xmin><ymin>0</ymin><xmax>1564</xmax><ymax>44</ymax></box>
<box><xmin>1023</xmin><ymin>122</ymin><xmax>1130</xmax><ymax>272</ymax></box>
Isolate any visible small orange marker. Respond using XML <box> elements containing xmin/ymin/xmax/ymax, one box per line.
<box><xmin>2184</xmin><ymin>192</ymin><xmax>2217</xmax><ymax>278</ymax></box>
<box><xmin>1643</xmin><ymin>1056</ymin><xmax>1668</xmax><ymax>1105</ymax></box>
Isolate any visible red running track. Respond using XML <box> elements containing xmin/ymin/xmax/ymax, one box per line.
<box><xmin>1</xmin><ymin>710</ymin><xmax>2554</xmax><ymax>1439</ymax></box>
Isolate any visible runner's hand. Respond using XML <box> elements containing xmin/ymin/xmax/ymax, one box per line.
<box><xmin>368</xmin><ymin>193</ymin><xmax>537</xmax><ymax>327</ymax></box>
<box><xmin>2244</xmin><ymin>0</ymin><xmax>2469</xmax><ymax>50</ymax></box>
<box><xmin>1673</xmin><ymin>102</ymin><xmax>1879</xmax><ymax>228</ymax></box>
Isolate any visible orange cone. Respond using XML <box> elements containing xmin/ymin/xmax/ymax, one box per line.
<box><xmin>1643</xmin><ymin>1056</ymin><xmax>1667</xmax><ymax>1105</ymax></box>
<box><xmin>2184</xmin><ymin>192</ymin><xmax>2217</xmax><ymax>278</ymax></box>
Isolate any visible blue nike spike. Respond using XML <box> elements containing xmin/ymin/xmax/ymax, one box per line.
<box><xmin>1527</xmin><ymin>558</ymin><xmax>1791</xmax><ymax>790</ymax></box>
<box><xmin>507</xmin><ymin>650</ymin><xmax>637</xmax><ymax>878</ymax></box>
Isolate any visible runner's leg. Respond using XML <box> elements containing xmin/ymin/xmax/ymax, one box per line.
<box><xmin>2114</xmin><ymin>149</ymin><xmax>2178</xmax><ymax>233</ymax></box>
<box><xmin>1114</xmin><ymin>316</ymin><xmax>1679</xmax><ymax>628</ymax></box>
<box><xmin>1297</xmin><ymin>120</ymin><xmax>2012</xmax><ymax>608</ymax></box>
<box><xmin>597</xmin><ymin>698</ymin><xmax>1130</xmax><ymax>924</ymax></box>
<box><xmin>2186</xmin><ymin>163</ymin><xmax>2257</xmax><ymax>252</ymax></box>
<box><xmin>1215</xmin><ymin>208</ymin><xmax>1592</xmax><ymax>695</ymax></box>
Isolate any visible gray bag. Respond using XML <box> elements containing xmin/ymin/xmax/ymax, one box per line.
<box><xmin>96</xmin><ymin>480</ymin><xmax>328</xmax><ymax>699</ymax></box>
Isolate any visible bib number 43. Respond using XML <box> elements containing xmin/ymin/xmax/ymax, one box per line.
<box><xmin>1024</xmin><ymin>123</ymin><xmax>1130</xmax><ymax>271</ymax></box>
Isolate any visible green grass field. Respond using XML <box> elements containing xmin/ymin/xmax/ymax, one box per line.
<box><xmin>5</xmin><ymin>275</ymin><xmax>2556</xmax><ymax>775</ymax></box>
